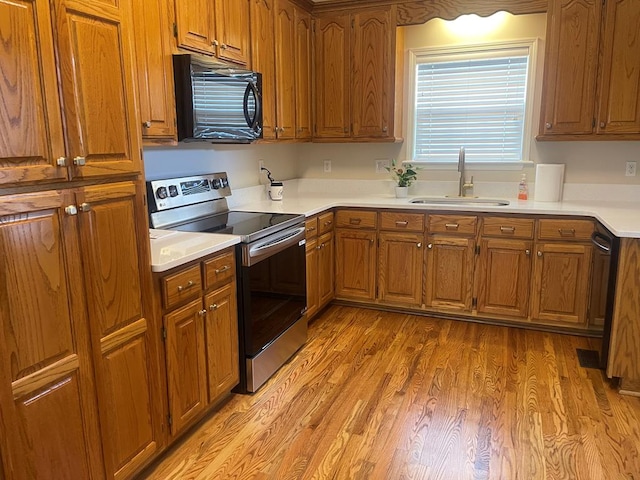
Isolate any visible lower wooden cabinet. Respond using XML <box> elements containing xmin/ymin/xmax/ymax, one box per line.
<box><xmin>335</xmin><ymin>229</ymin><xmax>377</xmax><ymax>301</ymax></box>
<box><xmin>305</xmin><ymin>236</ymin><xmax>320</xmax><ymax>318</ymax></box>
<box><xmin>158</xmin><ymin>248</ymin><xmax>239</xmax><ymax>437</ymax></box>
<box><xmin>305</xmin><ymin>212</ymin><xmax>334</xmax><ymax>319</ymax></box>
<box><xmin>317</xmin><ymin>231</ymin><xmax>335</xmax><ymax>307</ymax></box>
<box><xmin>378</xmin><ymin>231</ymin><xmax>424</xmax><ymax>306</ymax></box>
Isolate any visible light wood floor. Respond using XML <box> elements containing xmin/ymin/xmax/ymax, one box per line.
<box><xmin>141</xmin><ymin>306</ymin><xmax>640</xmax><ymax>479</ymax></box>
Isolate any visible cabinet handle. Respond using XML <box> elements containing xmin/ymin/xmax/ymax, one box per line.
<box><xmin>417</xmin><ymin>242</ymin><xmax>422</xmax><ymax>248</ymax></box>
<box><xmin>525</xmin><ymin>249</ymin><xmax>531</xmax><ymax>256</ymax></box>
<box><xmin>445</xmin><ymin>223</ymin><xmax>459</xmax><ymax>230</ymax></box>
<box><xmin>558</xmin><ymin>228</ymin><xmax>576</xmax><ymax>237</ymax></box>
<box><xmin>545</xmin><ymin>122</ymin><xmax>552</xmax><ymax>129</ymax></box>
<box><xmin>64</xmin><ymin>205</ymin><xmax>78</xmax><ymax>216</ymax></box>
<box><xmin>500</xmin><ymin>226</ymin><xmax>515</xmax><ymax>233</ymax></box>
<box><xmin>209</xmin><ymin>304</ymin><xmax>219</xmax><ymax>311</ymax></box>
<box><xmin>427</xmin><ymin>243</ymin><xmax>433</xmax><ymax>249</ymax></box>
<box><xmin>79</xmin><ymin>202</ymin><xmax>91</xmax><ymax>212</ymax></box>
<box><xmin>73</xmin><ymin>156</ymin><xmax>86</xmax><ymax>166</ymax></box>
<box><xmin>306</xmin><ymin>226</ymin><xmax>316</xmax><ymax>233</ymax></box>
<box><xmin>143</xmin><ymin>121</ymin><xmax>152</xmax><ymax>128</ymax></box>
<box><xmin>56</xmin><ymin>157</ymin><xmax>68</xmax><ymax>167</ymax></box>
<box><xmin>349</xmin><ymin>218</ymin><xmax>362</xmax><ymax>225</ymax></box>
<box><xmin>395</xmin><ymin>221</ymin><xmax>409</xmax><ymax>227</ymax></box>
<box><xmin>537</xmin><ymin>251</ymin><xmax>543</xmax><ymax>257</ymax></box>
<box><xmin>214</xmin><ymin>265</ymin><xmax>231</xmax><ymax>274</ymax></box>
<box><xmin>177</xmin><ymin>280</ymin><xmax>195</xmax><ymax>292</ymax></box>
<box><xmin>324</xmin><ymin>220</ymin><xmax>333</xmax><ymax>226</ymax></box>
<box><xmin>198</xmin><ymin>309</ymin><xmax>207</xmax><ymax>317</ymax></box>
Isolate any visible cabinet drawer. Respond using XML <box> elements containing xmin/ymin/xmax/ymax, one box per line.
<box><xmin>335</xmin><ymin>210</ymin><xmax>377</xmax><ymax>229</ymax></box>
<box><xmin>305</xmin><ymin>217</ymin><xmax>319</xmax><ymax>239</ymax></box>
<box><xmin>380</xmin><ymin>212</ymin><xmax>425</xmax><ymax>232</ymax></box>
<box><xmin>483</xmin><ymin>217</ymin><xmax>534</xmax><ymax>239</ymax></box>
<box><xmin>163</xmin><ymin>265</ymin><xmax>202</xmax><ymax>309</ymax></box>
<box><xmin>204</xmin><ymin>251</ymin><xmax>235</xmax><ymax>289</ymax></box>
<box><xmin>537</xmin><ymin>219</ymin><xmax>594</xmax><ymax>241</ymax></box>
<box><xmin>318</xmin><ymin>211</ymin><xmax>335</xmax><ymax>235</ymax></box>
<box><xmin>428</xmin><ymin>215</ymin><xmax>477</xmax><ymax>235</ymax></box>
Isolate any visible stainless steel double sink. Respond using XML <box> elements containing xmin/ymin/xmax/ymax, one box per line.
<box><xmin>409</xmin><ymin>197</ymin><xmax>510</xmax><ymax>206</ymax></box>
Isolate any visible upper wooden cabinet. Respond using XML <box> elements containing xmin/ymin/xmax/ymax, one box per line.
<box><xmin>0</xmin><ymin>0</ymin><xmax>142</xmax><ymax>187</ymax></box>
<box><xmin>131</xmin><ymin>0</ymin><xmax>177</xmax><ymax>143</ymax></box>
<box><xmin>314</xmin><ymin>6</ymin><xmax>400</xmax><ymax>141</ymax></box>
<box><xmin>174</xmin><ymin>0</ymin><xmax>250</xmax><ymax>65</ymax></box>
<box><xmin>540</xmin><ymin>0</ymin><xmax>640</xmax><ymax>139</ymax></box>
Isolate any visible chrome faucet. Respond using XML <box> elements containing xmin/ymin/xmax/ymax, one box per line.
<box><xmin>457</xmin><ymin>146</ymin><xmax>474</xmax><ymax>197</ymax></box>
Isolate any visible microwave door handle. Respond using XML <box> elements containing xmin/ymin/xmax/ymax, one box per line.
<box><xmin>252</xmin><ymin>82</ymin><xmax>262</xmax><ymax>131</ymax></box>
<box><xmin>243</xmin><ymin>83</ymin><xmax>253</xmax><ymax>127</ymax></box>
<box><xmin>243</xmin><ymin>81</ymin><xmax>261</xmax><ymax>131</ymax></box>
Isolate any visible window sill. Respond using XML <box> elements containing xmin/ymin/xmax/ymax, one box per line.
<box><xmin>403</xmin><ymin>160</ymin><xmax>535</xmax><ymax>171</ymax></box>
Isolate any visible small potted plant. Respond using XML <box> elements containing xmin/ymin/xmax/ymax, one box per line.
<box><xmin>386</xmin><ymin>159</ymin><xmax>419</xmax><ymax>197</ymax></box>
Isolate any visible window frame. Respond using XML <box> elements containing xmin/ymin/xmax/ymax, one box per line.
<box><xmin>406</xmin><ymin>38</ymin><xmax>541</xmax><ymax>170</ymax></box>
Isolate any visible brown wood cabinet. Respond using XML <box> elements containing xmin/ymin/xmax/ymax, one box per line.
<box><xmin>174</xmin><ymin>0</ymin><xmax>250</xmax><ymax>65</ymax></box>
<box><xmin>158</xmin><ymin>248</ymin><xmax>239</xmax><ymax>437</ymax></box>
<box><xmin>305</xmin><ymin>212</ymin><xmax>335</xmax><ymax>319</ymax></box>
<box><xmin>0</xmin><ymin>0</ymin><xmax>142</xmax><ymax>187</ymax></box>
<box><xmin>131</xmin><ymin>0</ymin><xmax>177</xmax><ymax>143</ymax></box>
<box><xmin>379</xmin><ymin>232</ymin><xmax>424</xmax><ymax>306</ymax></box>
<box><xmin>540</xmin><ymin>0</ymin><xmax>640</xmax><ymax>139</ymax></box>
<box><xmin>313</xmin><ymin>6</ymin><xmax>399</xmax><ymax>141</ymax></box>
<box><xmin>275</xmin><ymin>0</ymin><xmax>296</xmax><ymax>140</ymax></box>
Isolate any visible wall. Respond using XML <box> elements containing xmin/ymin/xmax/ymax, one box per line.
<box><xmin>296</xmin><ymin>12</ymin><xmax>640</xmax><ymax>187</ymax></box>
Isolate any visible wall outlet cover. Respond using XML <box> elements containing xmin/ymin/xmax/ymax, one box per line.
<box><xmin>375</xmin><ymin>159</ymin><xmax>390</xmax><ymax>173</ymax></box>
<box><xmin>626</xmin><ymin>161</ymin><xmax>637</xmax><ymax>177</ymax></box>
<box><xmin>323</xmin><ymin>160</ymin><xmax>332</xmax><ymax>173</ymax></box>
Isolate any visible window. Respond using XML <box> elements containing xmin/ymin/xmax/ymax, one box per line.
<box><xmin>409</xmin><ymin>41</ymin><xmax>537</xmax><ymax>166</ymax></box>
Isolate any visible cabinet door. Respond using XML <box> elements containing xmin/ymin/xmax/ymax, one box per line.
<box><xmin>305</xmin><ymin>237</ymin><xmax>319</xmax><ymax>318</ymax></box>
<box><xmin>131</xmin><ymin>0</ymin><xmax>177</xmax><ymax>141</ymax></box>
<box><xmin>215</xmin><ymin>0</ymin><xmax>250</xmax><ymax>65</ymax></box>
<box><xmin>531</xmin><ymin>243</ymin><xmax>593</xmax><ymax>325</ymax></box>
<box><xmin>174</xmin><ymin>0</ymin><xmax>216</xmax><ymax>55</ymax></box>
<box><xmin>164</xmin><ymin>299</ymin><xmax>208</xmax><ymax>436</ymax></box>
<box><xmin>0</xmin><ymin>0</ymin><xmax>67</xmax><ymax>185</ymax></box>
<box><xmin>0</xmin><ymin>191</ymin><xmax>103</xmax><ymax>479</ymax></box>
<box><xmin>294</xmin><ymin>6</ymin><xmax>312</xmax><ymax>140</ymax></box>
<box><xmin>541</xmin><ymin>0</ymin><xmax>602</xmax><ymax>135</ymax></box>
<box><xmin>425</xmin><ymin>236</ymin><xmax>475</xmax><ymax>311</ymax></box>
<box><xmin>204</xmin><ymin>282</ymin><xmax>240</xmax><ymax>402</ymax></box>
<box><xmin>54</xmin><ymin>0</ymin><xmax>143</xmax><ymax>178</ymax></box>
<box><xmin>335</xmin><ymin>229</ymin><xmax>376</xmax><ymax>300</ymax></box>
<box><xmin>477</xmin><ymin>238</ymin><xmax>532</xmax><ymax>318</ymax></box>
<box><xmin>379</xmin><ymin>232</ymin><xmax>424</xmax><ymax>306</ymax></box>
<box><xmin>596</xmin><ymin>0</ymin><xmax>640</xmax><ymax>134</ymax></box>
<box><xmin>250</xmin><ymin>0</ymin><xmax>277</xmax><ymax>140</ymax></box>
<box><xmin>77</xmin><ymin>182</ymin><xmax>160</xmax><ymax>480</ymax></box>
<box><xmin>314</xmin><ymin>14</ymin><xmax>350</xmax><ymax>138</ymax></box>
<box><xmin>275</xmin><ymin>0</ymin><xmax>296</xmax><ymax>139</ymax></box>
<box><xmin>318</xmin><ymin>231</ymin><xmax>335</xmax><ymax>307</ymax></box>
<box><xmin>351</xmin><ymin>8</ymin><xmax>393</xmax><ymax>138</ymax></box>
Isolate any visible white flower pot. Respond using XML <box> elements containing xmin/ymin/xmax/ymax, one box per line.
<box><xmin>395</xmin><ymin>186</ymin><xmax>409</xmax><ymax>198</ymax></box>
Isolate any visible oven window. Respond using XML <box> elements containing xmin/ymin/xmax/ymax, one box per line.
<box><xmin>242</xmin><ymin>241</ymin><xmax>306</xmax><ymax>357</ymax></box>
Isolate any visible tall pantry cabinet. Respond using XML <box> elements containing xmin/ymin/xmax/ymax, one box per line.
<box><xmin>0</xmin><ymin>0</ymin><xmax>162</xmax><ymax>479</ymax></box>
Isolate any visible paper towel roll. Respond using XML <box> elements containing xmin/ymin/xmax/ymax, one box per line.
<box><xmin>534</xmin><ymin>164</ymin><xmax>565</xmax><ymax>202</ymax></box>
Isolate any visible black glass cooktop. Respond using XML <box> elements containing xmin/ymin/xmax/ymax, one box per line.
<box><xmin>172</xmin><ymin>211</ymin><xmax>303</xmax><ymax>242</ymax></box>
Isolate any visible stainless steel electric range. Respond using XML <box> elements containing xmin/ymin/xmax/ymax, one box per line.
<box><xmin>147</xmin><ymin>172</ymin><xmax>307</xmax><ymax>393</ymax></box>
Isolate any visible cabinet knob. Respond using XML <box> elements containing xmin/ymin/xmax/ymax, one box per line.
<box><xmin>427</xmin><ymin>243</ymin><xmax>433</xmax><ymax>249</ymax></box>
<box><xmin>537</xmin><ymin>251</ymin><xmax>543</xmax><ymax>257</ymax></box>
<box><xmin>198</xmin><ymin>309</ymin><xmax>207</xmax><ymax>317</ymax></box>
<box><xmin>212</xmin><ymin>39</ymin><xmax>219</xmax><ymax>46</ymax></box>
<box><xmin>64</xmin><ymin>205</ymin><xmax>78</xmax><ymax>216</ymax></box>
<box><xmin>220</xmin><ymin>43</ymin><xmax>228</xmax><ymax>50</ymax></box>
<box><xmin>209</xmin><ymin>304</ymin><xmax>219</xmax><ymax>311</ymax></box>
<box><xmin>417</xmin><ymin>242</ymin><xmax>422</xmax><ymax>248</ymax></box>
<box><xmin>79</xmin><ymin>202</ymin><xmax>91</xmax><ymax>212</ymax></box>
<box><xmin>370</xmin><ymin>238</ymin><xmax>375</xmax><ymax>244</ymax></box>
<box><xmin>56</xmin><ymin>157</ymin><xmax>68</xmax><ymax>167</ymax></box>
<box><xmin>279</xmin><ymin>127</ymin><xmax>285</xmax><ymax>133</ymax></box>
<box><xmin>545</xmin><ymin>122</ymin><xmax>552</xmax><ymax>129</ymax></box>
<box><xmin>143</xmin><ymin>121</ymin><xmax>152</xmax><ymax>128</ymax></box>
<box><xmin>600</xmin><ymin>122</ymin><xmax>606</xmax><ymax>128</ymax></box>
<box><xmin>382</xmin><ymin>126</ymin><xmax>388</xmax><ymax>132</ymax></box>
<box><xmin>73</xmin><ymin>156</ymin><xmax>86</xmax><ymax>166</ymax></box>
<box><xmin>525</xmin><ymin>249</ymin><xmax>531</xmax><ymax>256</ymax></box>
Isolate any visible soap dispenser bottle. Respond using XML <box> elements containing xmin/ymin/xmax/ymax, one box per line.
<box><xmin>518</xmin><ymin>174</ymin><xmax>528</xmax><ymax>200</ymax></box>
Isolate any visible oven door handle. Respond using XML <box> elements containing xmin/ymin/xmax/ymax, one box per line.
<box><xmin>245</xmin><ymin>226</ymin><xmax>306</xmax><ymax>265</ymax></box>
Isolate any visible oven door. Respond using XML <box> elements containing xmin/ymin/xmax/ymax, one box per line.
<box><xmin>239</xmin><ymin>225</ymin><xmax>307</xmax><ymax>358</ymax></box>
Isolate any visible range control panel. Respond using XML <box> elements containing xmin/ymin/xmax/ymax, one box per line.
<box><xmin>146</xmin><ymin>173</ymin><xmax>231</xmax><ymax>212</ymax></box>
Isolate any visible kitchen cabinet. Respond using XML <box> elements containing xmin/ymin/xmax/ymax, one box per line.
<box><xmin>425</xmin><ymin>215</ymin><xmax>477</xmax><ymax>312</ymax></box>
<box><xmin>335</xmin><ymin>210</ymin><xmax>377</xmax><ymax>301</ymax></box>
<box><xmin>313</xmin><ymin>6</ymin><xmax>400</xmax><ymax>141</ymax></box>
<box><xmin>275</xmin><ymin>0</ymin><xmax>296</xmax><ymax>140</ymax></box>
<box><xmin>159</xmin><ymin>248</ymin><xmax>239</xmax><ymax>437</ymax></box>
<box><xmin>0</xmin><ymin>0</ymin><xmax>142</xmax><ymax>186</ymax></box>
<box><xmin>477</xmin><ymin>217</ymin><xmax>534</xmax><ymax>319</ymax></box>
<box><xmin>305</xmin><ymin>212</ymin><xmax>335</xmax><ymax>319</ymax></box>
<box><xmin>377</xmin><ymin>212</ymin><xmax>426</xmax><ymax>307</ymax></box>
<box><xmin>294</xmin><ymin>6</ymin><xmax>313</xmax><ymax>140</ymax></box>
<box><xmin>174</xmin><ymin>0</ymin><xmax>250</xmax><ymax>65</ymax></box>
<box><xmin>131</xmin><ymin>0</ymin><xmax>177</xmax><ymax>143</ymax></box>
<box><xmin>0</xmin><ymin>183</ymin><xmax>161</xmax><ymax>480</ymax></box>
<box><xmin>540</xmin><ymin>0</ymin><xmax>640</xmax><ymax>139</ymax></box>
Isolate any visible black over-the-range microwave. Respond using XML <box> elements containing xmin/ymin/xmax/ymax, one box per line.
<box><xmin>173</xmin><ymin>53</ymin><xmax>263</xmax><ymax>143</ymax></box>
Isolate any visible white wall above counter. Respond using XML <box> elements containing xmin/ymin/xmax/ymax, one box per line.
<box><xmin>228</xmin><ymin>179</ymin><xmax>640</xmax><ymax>238</ymax></box>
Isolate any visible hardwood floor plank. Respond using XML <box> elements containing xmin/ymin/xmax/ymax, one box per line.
<box><xmin>139</xmin><ymin>306</ymin><xmax>640</xmax><ymax>480</ymax></box>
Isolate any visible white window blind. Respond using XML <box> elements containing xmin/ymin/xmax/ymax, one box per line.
<box><xmin>413</xmin><ymin>47</ymin><xmax>530</xmax><ymax>163</ymax></box>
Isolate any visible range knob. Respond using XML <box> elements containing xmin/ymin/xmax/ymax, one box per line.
<box><xmin>211</xmin><ymin>178</ymin><xmax>221</xmax><ymax>189</ymax></box>
<box><xmin>221</xmin><ymin>177</ymin><xmax>229</xmax><ymax>188</ymax></box>
<box><xmin>168</xmin><ymin>185</ymin><xmax>179</xmax><ymax>197</ymax></box>
<box><xmin>155</xmin><ymin>186</ymin><xmax>168</xmax><ymax>199</ymax></box>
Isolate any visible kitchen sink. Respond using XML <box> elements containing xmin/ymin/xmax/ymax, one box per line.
<box><xmin>409</xmin><ymin>197</ymin><xmax>510</xmax><ymax>206</ymax></box>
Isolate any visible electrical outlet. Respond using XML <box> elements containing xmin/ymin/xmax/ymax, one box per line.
<box><xmin>626</xmin><ymin>161</ymin><xmax>637</xmax><ymax>177</ymax></box>
<box><xmin>375</xmin><ymin>159</ymin><xmax>390</xmax><ymax>174</ymax></box>
<box><xmin>323</xmin><ymin>160</ymin><xmax>332</xmax><ymax>173</ymax></box>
